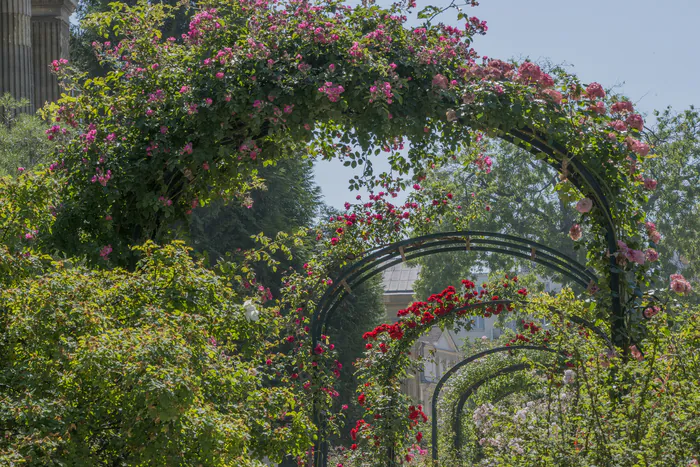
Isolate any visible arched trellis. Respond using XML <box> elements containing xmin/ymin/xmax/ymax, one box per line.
<box><xmin>316</xmin><ymin>296</ymin><xmax>611</xmax><ymax>466</ymax></box>
<box><xmin>311</xmin><ymin>123</ymin><xmax>631</xmax><ymax>466</ymax></box>
<box><xmin>429</xmin><ymin>309</ymin><xmax>615</xmax><ymax>463</ymax></box>
<box><xmin>311</xmin><ymin>231</ymin><xmax>599</xmax><ymax>345</ymax></box>
<box><xmin>449</xmin><ymin>362</ymin><xmax>555</xmax><ymax>457</ymax></box>
<box><xmin>450</xmin><ymin>363</ymin><xmax>533</xmax><ymax>454</ymax></box>
<box><xmin>429</xmin><ymin>345</ymin><xmax>567</xmax><ymax>462</ymax></box>
<box><xmin>311</xmin><ymin>120</ymin><xmax>630</xmax><ymax>348</ymax></box>
<box><xmin>311</xmin><ymin>233</ymin><xmax>608</xmax><ymax>466</ymax></box>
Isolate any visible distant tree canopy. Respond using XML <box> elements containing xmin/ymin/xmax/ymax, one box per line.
<box><xmin>0</xmin><ymin>94</ymin><xmax>54</xmax><ymax>176</ymax></box>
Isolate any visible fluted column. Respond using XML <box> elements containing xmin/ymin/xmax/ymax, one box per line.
<box><xmin>0</xmin><ymin>0</ymin><xmax>34</xmax><ymax>113</ymax></box>
<box><xmin>31</xmin><ymin>0</ymin><xmax>76</xmax><ymax>111</ymax></box>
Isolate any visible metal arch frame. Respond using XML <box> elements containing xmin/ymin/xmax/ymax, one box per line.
<box><xmin>450</xmin><ymin>363</ymin><xmax>530</xmax><ymax>452</ymax></box>
<box><xmin>311</xmin><ymin>231</ymin><xmax>599</xmax><ymax>345</ymax></box>
<box><xmin>311</xmin><ymin>122</ymin><xmax>628</xmax><ymax>466</ymax></box>
<box><xmin>502</xmin><ymin>128</ymin><xmax>623</xmax><ymax>347</ymax></box>
<box><xmin>380</xmin><ymin>300</ymin><xmax>611</xmax><ymax>380</ymax></box>
<box><xmin>451</xmin><ymin>364</ymin><xmax>553</xmax><ymax>455</ymax></box>
<box><xmin>430</xmin><ymin>345</ymin><xmax>567</xmax><ymax>462</ymax></box>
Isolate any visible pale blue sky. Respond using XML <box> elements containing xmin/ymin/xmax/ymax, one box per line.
<box><xmin>314</xmin><ymin>0</ymin><xmax>700</xmax><ymax>209</ymax></box>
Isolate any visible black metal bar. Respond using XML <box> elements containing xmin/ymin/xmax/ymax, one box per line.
<box><xmin>503</xmin><ymin>129</ymin><xmax>623</xmax><ymax>347</ymax></box>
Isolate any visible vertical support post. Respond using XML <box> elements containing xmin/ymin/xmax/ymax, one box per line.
<box><xmin>0</xmin><ymin>0</ymin><xmax>34</xmax><ymax>113</ymax></box>
<box><xmin>31</xmin><ymin>0</ymin><xmax>76</xmax><ymax>111</ymax></box>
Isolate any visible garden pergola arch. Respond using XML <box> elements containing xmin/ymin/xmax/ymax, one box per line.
<box><xmin>449</xmin><ymin>363</ymin><xmax>559</xmax><ymax>458</ymax></box>
<box><xmin>311</xmin><ymin>231</ymin><xmax>599</xmax><ymax>344</ymax></box>
<box><xmin>429</xmin><ymin>345</ymin><xmax>567</xmax><ymax>462</ymax></box>
<box><xmin>311</xmin><ymin>120</ymin><xmax>628</xmax><ymax>345</ymax></box>
<box><xmin>312</xmin><ymin>116</ymin><xmax>633</xmax><ymax>467</ymax></box>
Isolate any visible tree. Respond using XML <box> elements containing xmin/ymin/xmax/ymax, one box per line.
<box><xmin>188</xmin><ymin>158</ymin><xmax>321</xmax><ymax>294</ymax></box>
<box><xmin>0</xmin><ymin>94</ymin><xmax>54</xmax><ymax>176</ymax></box>
<box><xmin>644</xmin><ymin>107</ymin><xmax>700</xmax><ymax>295</ymax></box>
<box><xmin>413</xmin><ymin>137</ymin><xmax>586</xmax><ymax>298</ymax></box>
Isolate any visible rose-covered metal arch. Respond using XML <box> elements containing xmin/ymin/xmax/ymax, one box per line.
<box><xmin>311</xmin><ymin>231</ymin><xmax>599</xmax><ymax>344</ymax></box>
<box><xmin>429</xmin><ymin>345</ymin><xmax>566</xmax><ymax>462</ymax></box>
<box><xmin>450</xmin><ymin>364</ymin><xmax>555</xmax><ymax>458</ymax></box>
<box><xmin>311</xmin><ymin>118</ymin><xmax>630</xmax><ymax>467</ymax></box>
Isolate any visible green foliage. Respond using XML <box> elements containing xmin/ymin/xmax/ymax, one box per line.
<box><xmin>645</xmin><ymin>107</ymin><xmax>700</xmax><ymax>293</ymax></box>
<box><xmin>189</xmin><ymin>158</ymin><xmax>321</xmax><ymax>291</ymax></box>
<box><xmin>413</xmin><ymin>138</ymin><xmax>585</xmax><ymax>298</ymax></box>
<box><xmin>457</xmin><ymin>302</ymin><xmax>700</xmax><ymax>467</ymax></box>
<box><xmin>0</xmin><ymin>242</ymin><xmax>313</xmax><ymax>465</ymax></box>
<box><xmin>0</xmin><ymin>94</ymin><xmax>54</xmax><ymax>176</ymax></box>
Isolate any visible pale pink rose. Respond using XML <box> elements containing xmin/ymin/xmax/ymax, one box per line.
<box><xmin>542</xmin><ymin>89</ymin><xmax>562</xmax><ymax>104</ymax></box>
<box><xmin>649</xmin><ymin>230</ymin><xmax>661</xmax><ymax>244</ymax></box>
<box><xmin>569</xmin><ymin>224</ymin><xmax>582</xmax><ymax>241</ymax></box>
<box><xmin>645</xmin><ymin>221</ymin><xmax>656</xmax><ymax>232</ymax></box>
<box><xmin>611</xmin><ymin>101</ymin><xmax>634</xmax><ymax>113</ymax></box>
<box><xmin>575</xmin><ymin>198</ymin><xmax>593</xmax><ymax>213</ymax></box>
<box><xmin>625</xmin><ymin>249</ymin><xmax>645</xmax><ymax>265</ymax></box>
<box><xmin>585</xmin><ymin>82</ymin><xmax>605</xmax><ymax>99</ymax></box>
<box><xmin>610</xmin><ymin>120</ymin><xmax>627</xmax><ymax>131</ymax></box>
<box><xmin>643</xmin><ymin>178</ymin><xmax>657</xmax><ymax>190</ymax></box>
<box><xmin>431</xmin><ymin>74</ymin><xmax>448</xmax><ymax>89</ymax></box>
<box><xmin>626</xmin><ymin>137</ymin><xmax>651</xmax><ymax>156</ymax></box>
<box><xmin>645</xmin><ymin>249</ymin><xmax>659</xmax><ymax>262</ymax></box>
<box><xmin>589</xmin><ymin>101</ymin><xmax>606</xmax><ymax>114</ymax></box>
<box><xmin>518</xmin><ymin>62</ymin><xmax>542</xmax><ymax>83</ymax></box>
<box><xmin>626</xmin><ymin>113</ymin><xmax>644</xmax><ymax>131</ymax></box>
<box><xmin>670</xmin><ymin>274</ymin><xmax>692</xmax><ymax>294</ymax></box>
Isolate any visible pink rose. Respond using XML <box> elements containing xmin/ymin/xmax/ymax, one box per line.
<box><xmin>643</xmin><ymin>178</ymin><xmax>657</xmax><ymax>190</ymax></box>
<box><xmin>625</xmin><ymin>249</ymin><xmax>645</xmax><ymax>265</ymax></box>
<box><xmin>431</xmin><ymin>74</ymin><xmax>448</xmax><ymax>89</ymax></box>
<box><xmin>649</xmin><ymin>230</ymin><xmax>661</xmax><ymax>244</ymax></box>
<box><xmin>609</xmin><ymin>120</ymin><xmax>627</xmax><ymax>132</ymax></box>
<box><xmin>589</xmin><ymin>101</ymin><xmax>606</xmax><ymax>114</ymax></box>
<box><xmin>542</xmin><ymin>89</ymin><xmax>562</xmax><ymax>105</ymax></box>
<box><xmin>645</xmin><ymin>249</ymin><xmax>659</xmax><ymax>262</ymax></box>
<box><xmin>585</xmin><ymin>82</ymin><xmax>605</xmax><ymax>99</ymax></box>
<box><xmin>626</xmin><ymin>114</ymin><xmax>644</xmax><ymax>131</ymax></box>
<box><xmin>626</xmin><ymin>137</ymin><xmax>650</xmax><ymax>156</ymax></box>
<box><xmin>518</xmin><ymin>62</ymin><xmax>542</xmax><ymax>83</ymax></box>
<box><xmin>643</xmin><ymin>306</ymin><xmax>660</xmax><ymax>319</ymax></box>
<box><xmin>611</xmin><ymin>101</ymin><xmax>634</xmax><ymax>113</ymax></box>
<box><xmin>670</xmin><ymin>274</ymin><xmax>692</xmax><ymax>294</ymax></box>
<box><xmin>569</xmin><ymin>224</ymin><xmax>582</xmax><ymax>241</ymax></box>
<box><xmin>575</xmin><ymin>198</ymin><xmax>593</xmax><ymax>213</ymax></box>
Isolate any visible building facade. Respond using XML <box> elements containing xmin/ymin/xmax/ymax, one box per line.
<box><xmin>382</xmin><ymin>263</ymin><xmax>503</xmax><ymax>417</ymax></box>
<box><xmin>0</xmin><ymin>0</ymin><xmax>76</xmax><ymax>112</ymax></box>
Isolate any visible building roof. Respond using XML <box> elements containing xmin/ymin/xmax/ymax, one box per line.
<box><xmin>382</xmin><ymin>262</ymin><xmax>422</xmax><ymax>294</ymax></box>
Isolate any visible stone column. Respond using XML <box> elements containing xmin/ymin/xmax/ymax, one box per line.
<box><xmin>0</xmin><ymin>0</ymin><xmax>34</xmax><ymax>113</ymax></box>
<box><xmin>31</xmin><ymin>0</ymin><xmax>76</xmax><ymax>111</ymax></box>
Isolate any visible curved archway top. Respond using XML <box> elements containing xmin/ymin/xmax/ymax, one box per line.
<box><xmin>311</xmin><ymin>230</ymin><xmax>601</xmax><ymax>342</ymax></box>
<box><xmin>429</xmin><ymin>345</ymin><xmax>568</xmax><ymax>461</ymax></box>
